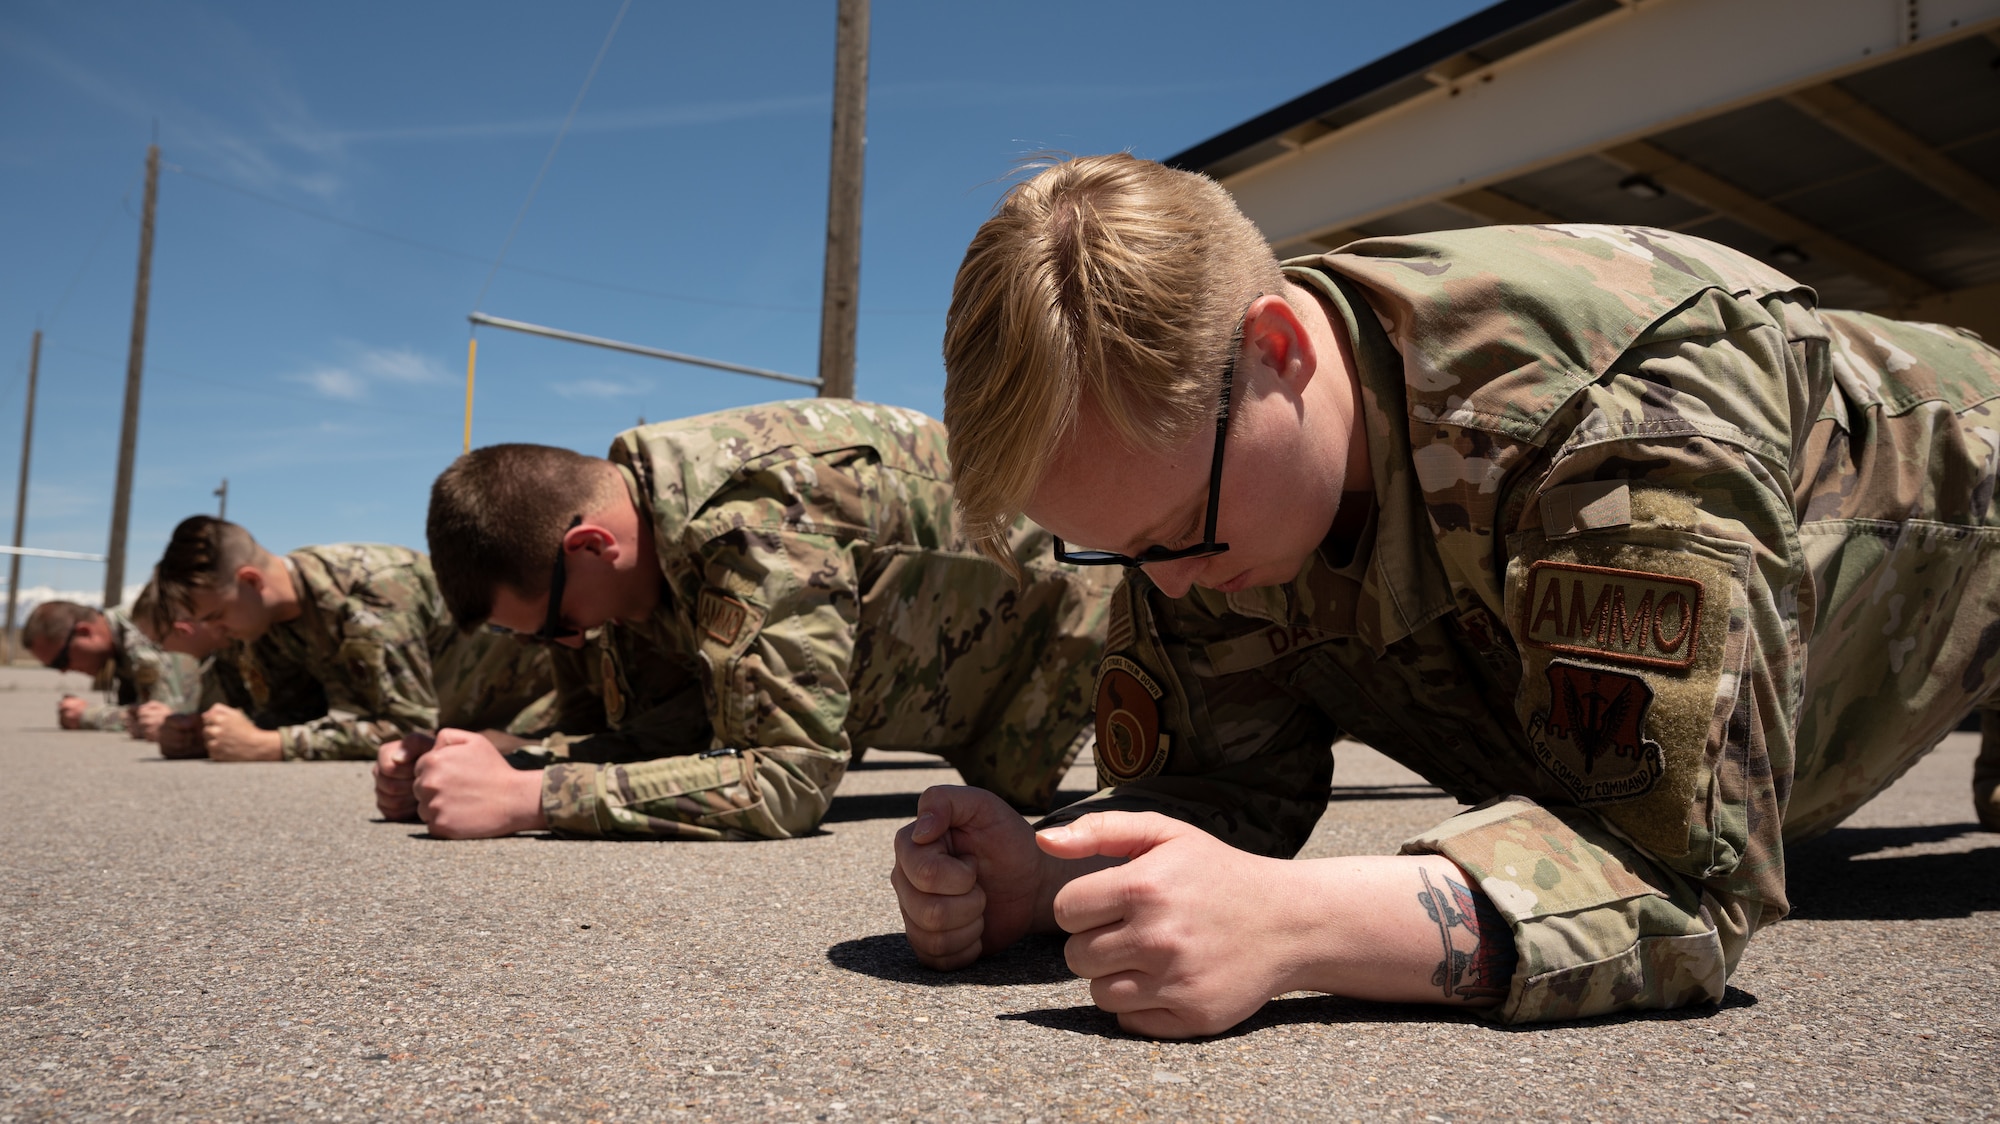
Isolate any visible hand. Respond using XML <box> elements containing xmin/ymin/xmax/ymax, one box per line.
<box><xmin>1039</xmin><ymin>812</ymin><xmax>1313</xmax><ymax>1039</ymax></box>
<box><xmin>157</xmin><ymin>714</ymin><xmax>208</xmax><ymax>759</ymax></box>
<box><xmin>411</xmin><ymin>729</ymin><xmax>548</xmax><ymax>839</ymax></box>
<box><xmin>890</xmin><ymin>785</ymin><xmax>1076</xmax><ymax>971</ymax></box>
<box><xmin>126</xmin><ymin>701</ymin><xmax>173</xmax><ymax>741</ymax></box>
<box><xmin>373</xmin><ymin>732</ymin><xmax>436</xmax><ymax>822</ymax></box>
<box><xmin>57</xmin><ymin>695</ymin><xmax>87</xmax><ymax>729</ymax></box>
<box><xmin>202</xmin><ymin>705</ymin><xmax>283</xmax><ymax>761</ymax></box>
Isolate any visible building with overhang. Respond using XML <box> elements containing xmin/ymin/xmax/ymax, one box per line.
<box><xmin>1168</xmin><ymin>0</ymin><xmax>2000</xmax><ymax>340</ymax></box>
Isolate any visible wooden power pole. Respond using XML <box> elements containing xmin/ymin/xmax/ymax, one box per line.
<box><xmin>815</xmin><ymin>0</ymin><xmax>869</xmax><ymax>399</ymax></box>
<box><xmin>5</xmin><ymin>330</ymin><xmax>42</xmax><ymax>659</ymax></box>
<box><xmin>104</xmin><ymin>144</ymin><xmax>159</xmax><ymax>610</ymax></box>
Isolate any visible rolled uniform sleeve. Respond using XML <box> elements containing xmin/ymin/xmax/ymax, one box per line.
<box><xmin>75</xmin><ymin>700</ymin><xmax>128</xmax><ymax>731</ymax></box>
<box><xmin>1403</xmin><ymin>290</ymin><xmax>1813</xmax><ymax>1022</ymax></box>
<box><xmin>540</xmin><ymin>529</ymin><xmax>857</xmax><ymax>841</ymax></box>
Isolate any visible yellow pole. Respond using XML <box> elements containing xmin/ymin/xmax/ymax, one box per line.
<box><xmin>462</xmin><ymin>335</ymin><xmax>478</xmax><ymax>453</ymax></box>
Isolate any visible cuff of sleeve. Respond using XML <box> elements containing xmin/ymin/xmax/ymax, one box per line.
<box><xmin>1402</xmin><ymin>795</ymin><xmax>1723</xmax><ymax>1024</ymax></box>
<box><xmin>78</xmin><ymin>705</ymin><xmax>124</xmax><ymax>731</ymax></box>
<box><xmin>541</xmin><ymin>761</ymin><xmax>604</xmax><ymax>835</ymax></box>
<box><xmin>279</xmin><ymin>727</ymin><xmax>309</xmax><ymax>761</ymax></box>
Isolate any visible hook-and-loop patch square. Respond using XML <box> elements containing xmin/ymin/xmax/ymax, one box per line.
<box><xmin>1520</xmin><ymin>560</ymin><xmax>1704</xmax><ymax>671</ymax></box>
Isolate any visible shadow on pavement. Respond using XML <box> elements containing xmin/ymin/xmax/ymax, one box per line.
<box><xmin>999</xmin><ymin>986</ymin><xmax>1756</xmax><ymax>1040</ymax></box>
<box><xmin>822</xmin><ymin>789</ymin><xmax>1097</xmax><ymax>824</ymax></box>
<box><xmin>826</xmin><ymin>931</ymin><xmax>1076</xmax><ymax>987</ymax></box>
<box><xmin>822</xmin><ymin>793</ymin><xmax>922</xmax><ymax>823</ymax></box>
<box><xmin>1784</xmin><ymin>823</ymin><xmax>2000</xmax><ymax>921</ymax></box>
<box><xmin>1328</xmin><ymin>783</ymin><xmax>1450</xmax><ymax>801</ymax></box>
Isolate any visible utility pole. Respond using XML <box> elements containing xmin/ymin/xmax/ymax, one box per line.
<box><xmin>5</xmin><ymin>330</ymin><xmax>42</xmax><ymax>661</ymax></box>
<box><xmin>214</xmin><ymin>478</ymin><xmax>228</xmax><ymax>520</ymax></box>
<box><xmin>815</xmin><ymin>0</ymin><xmax>869</xmax><ymax>399</ymax></box>
<box><xmin>104</xmin><ymin>143</ymin><xmax>159</xmax><ymax>609</ymax></box>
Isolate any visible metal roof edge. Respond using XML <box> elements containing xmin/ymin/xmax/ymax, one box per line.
<box><xmin>1163</xmin><ymin>0</ymin><xmax>1600</xmax><ymax>174</ymax></box>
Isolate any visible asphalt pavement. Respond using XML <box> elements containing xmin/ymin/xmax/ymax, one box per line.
<box><xmin>3</xmin><ymin>665</ymin><xmax>1996</xmax><ymax>1122</ymax></box>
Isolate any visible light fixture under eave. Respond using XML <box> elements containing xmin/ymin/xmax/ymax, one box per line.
<box><xmin>1618</xmin><ymin>173</ymin><xmax>1665</xmax><ymax>200</ymax></box>
<box><xmin>1770</xmin><ymin>244</ymin><xmax>1810</xmax><ymax>266</ymax></box>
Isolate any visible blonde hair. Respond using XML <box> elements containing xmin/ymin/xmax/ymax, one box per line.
<box><xmin>942</xmin><ymin>153</ymin><xmax>1284</xmax><ymax>557</ymax></box>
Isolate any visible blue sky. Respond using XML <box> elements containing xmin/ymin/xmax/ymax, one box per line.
<box><xmin>0</xmin><ymin>0</ymin><xmax>1488</xmax><ymax>596</ymax></box>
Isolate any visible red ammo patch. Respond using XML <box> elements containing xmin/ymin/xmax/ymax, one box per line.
<box><xmin>1094</xmin><ymin>655</ymin><xmax>1168</xmax><ymax>784</ymax></box>
<box><xmin>697</xmin><ymin>590</ymin><xmax>749</xmax><ymax>646</ymax></box>
<box><xmin>1520</xmin><ymin>560</ymin><xmax>1703</xmax><ymax>670</ymax></box>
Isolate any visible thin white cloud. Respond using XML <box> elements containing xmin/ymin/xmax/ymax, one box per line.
<box><xmin>325</xmin><ymin>93</ymin><xmax>830</xmax><ymax>145</ymax></box>
<box><xmin>0</xmin><ymin>15</ymin><xmax>349</xmax><ymax>200</ymax></box>
<box><xmin>357</xmin><ymin>346</ymin><xmax>447</xmax><ymax>384</ymax></box>
<box><xmin>286</xmin><ymin>344</ymin><xmax>451</xmax><ymax>401</ymax></box>
<box><xmin>291</xmin><ymin>367</ymin><xmax>367</xmax><ymax>401</ymax></box>
<box><xmin>550</xmin><ymin>377</ymin><xmax>651</xmax><ymax>399</ymax></box>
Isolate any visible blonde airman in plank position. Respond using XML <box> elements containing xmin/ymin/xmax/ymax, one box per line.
<box><xmin>892</xmin><ymin>154</ymin><xmax>2000</xmax><ymax>1036</ymax></box>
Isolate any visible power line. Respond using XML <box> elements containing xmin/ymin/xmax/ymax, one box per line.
<box><xmin>46</xmin><ymin>168</ymin><xmax>145</xmax><ymax>331</ymax></box>
<box><xmin>474</xmin><ymin>0</ymin><xmax>633</xmax><ymax>310</ymax></box>
<box><xmin>163</xmin><ymin>162</ymin><xmax>941</xmax><ymax>316</ymax></box>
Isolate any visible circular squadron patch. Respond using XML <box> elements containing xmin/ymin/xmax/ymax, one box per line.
<box><xmin>1094</xmin><ymin>655</ymin><xmax>1170</xmax><ymax>785</ymax></box>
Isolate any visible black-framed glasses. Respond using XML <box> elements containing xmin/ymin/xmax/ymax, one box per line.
<box><xmin>489</xmin><ymin>515</ymin><xmax>584</xmax><ymax>645</ymax></box>
<box><xmin>50</xmin><ymin>623</ymin><xmax>81</xmax><ymax>672</ymax></box>
<box><xmin>1052</xmin><ymin>306</ymin><xmax>1249</xmax><ymax>568</ymax></box>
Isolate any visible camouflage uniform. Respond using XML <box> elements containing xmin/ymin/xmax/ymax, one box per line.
<box><xmin>206</xmin><ymin>544</ymin><xmax>554</xmax><ymax>760</ymax></box>
<box><xmin>75</xmin><ymin>606</ymin><xmax>201</xmax><ymax>731</ymax></box>
<box><xmin>1053</xmin><ymin>225</ymin><xmax>2000</xmax><ymax>1024</ymax></box>
<box><xmin>531</xmin><ymin>401</ymin><xmax>1114</xmax><ymax>840</ymax></box>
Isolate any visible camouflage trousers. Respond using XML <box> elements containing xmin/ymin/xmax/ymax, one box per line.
<box><xmin>1784</xmin><ymin>367</ymin><xmax>2000</xmax><ymax>841</ymax></box>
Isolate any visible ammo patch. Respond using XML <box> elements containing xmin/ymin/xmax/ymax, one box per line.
<box><xmin>697</xmin><ymin>590</ymin><xmax>750</xmax><ymax>646</ymax></box>
<box><xmin>1521</xmin><ymin>561</ymin><xmax>1703</xmax><ymax>670</ymax></box>
<box><xmin>1525</xmin><ymin>660</ymin><xmax>1665</xmax><ymax>805</ymax></box>
<box><xmin>1095</xmin><ymin>655</ymin><xmax>1169</xmax><ymax>785</ymax></box>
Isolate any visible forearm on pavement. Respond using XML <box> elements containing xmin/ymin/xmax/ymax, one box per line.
<box><xmin>539</xmin><ymin>743</ymin><xmax>848</xmax><ymax>841</ymax></box>
<box><xmin>1275</xmin><ymin>853</ymin><xmax>1514</xmax><ymax>1008</ymax></box>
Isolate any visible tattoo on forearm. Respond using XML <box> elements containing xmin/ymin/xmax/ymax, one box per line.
<box><xmin>1417</xmin><ymin>867</ymin><xmax>1516</xmax><ymax>1002</ymax></box>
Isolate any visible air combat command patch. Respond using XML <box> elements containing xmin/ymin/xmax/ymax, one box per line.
<box><xmin>1525</xmin><ymin>659</ymin><xmax>1665</xmax><ymax>804</ymax></box>
<box><xmin>1095</xmin><ymin>655</ymin><xmax>1169</xmax><ymax>786</ymax></box>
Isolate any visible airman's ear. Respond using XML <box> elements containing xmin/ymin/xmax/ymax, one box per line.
<box><xmin>564</xmin><ymin>522</ymin><xmax>620</xmax><ymax>559</ymax></box>
<box><xmin>236</xmin><ymin>565</ymin><xmax>265</xmax><ymax>593</ymax></box>
<box><xmin>1243</xmin><ymin>292</ymin><xmax>1318</xmax><ymax>392</ymax></box>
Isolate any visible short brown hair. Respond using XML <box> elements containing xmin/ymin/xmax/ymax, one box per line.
<box><xmin>427</xmin><ymin>443</ymin><xmax>621</xmax><ymax>630</ymax></box>
<box><xmin>22</xmin><ymin>600</ymin><xmax>100</xmax><ymax>654</ymax></box>
<box><xmin>942</xmin><ymin>153</ymin><xmax>1285</xmax><ymax>556</ymax></box>
<box><xmin>152</xmin><ymin>516</ymin><xmax>264</xmax><ymax>628</ymax></box>
<box><xmin>128</xmin><ymin>581</ymin><xmax>163</xmax><ymax>643</ymax></box>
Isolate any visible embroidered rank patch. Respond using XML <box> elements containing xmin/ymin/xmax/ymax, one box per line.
<box><xmin>1525</xmin><ymin>660</ymin><xmax>1665</xmax><ymax>804</ymax></box>
<box><xmin>1094</xmin><ymin>655</ymin><xmax>1169</xmax><ymax>785</ymax></box>
<box><xmin>1520</xmin><ymin>560</ymin><xmax>1703</xmax><ymax>670</ymax></box>
<box><xmin>697</xmin><ymin>590</ymin><xmax>749</xmax><ymax>646</ymax></box>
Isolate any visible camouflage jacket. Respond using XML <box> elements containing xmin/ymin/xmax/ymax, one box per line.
<box><xmin>77</xmin><ymin>606</ymin><xmax>201</xmax><ymax>731</ymax></box>
<box><xmin>536</xmin><ymin>401</ymin><xmax>1112</xmax><ymax>841</ymax></box>
<box><xmin>1054</xmin><ymin>225</ymin><xmax>2000</xmax><ymax>1024</ymax></box>
<box><xmin>211</xmin><ymin>544</ymin><xmax>552</xmax><ymax>760</ymax></box>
